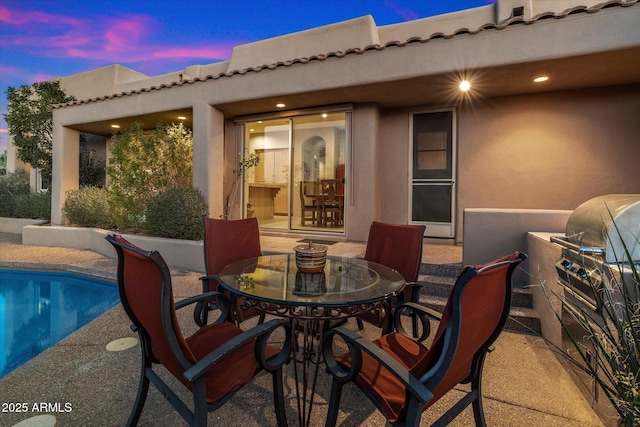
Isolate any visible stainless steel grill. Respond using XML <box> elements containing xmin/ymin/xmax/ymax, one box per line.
<box><xmin>552</xmin><ymin>194</ymin><xmax>640</xmax><ymax>310</ymax></box>
<box><xmin>551</xmin><ymin>194</ymin><xmax>639</xmax><ymax>415</ymax></box>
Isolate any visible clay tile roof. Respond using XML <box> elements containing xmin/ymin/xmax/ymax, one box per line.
<box><xmin>52</xmin><ymin>0</ymin><xmax>638</xmax><ymax>110</ymax></box>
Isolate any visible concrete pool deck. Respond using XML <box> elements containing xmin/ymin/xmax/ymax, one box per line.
<box><xmin>0</xmin><ymin>232</ymin><xmax>607</xmax><ymax>426</ymax></box>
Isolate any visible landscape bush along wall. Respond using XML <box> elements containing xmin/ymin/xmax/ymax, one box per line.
<box><xmin>146</xmin><ymin>187</ymin><xmax>208</xmax><ymax>240</ymax></box>
<box><xmin>63</xmin><ymin>186</ymin><xmax>113</xmax><ymax>229</ymax></box>
<box><xmin>0</xmin><ymin>169</ymin><xmax>50</xmax><ymax>220</ymax></box>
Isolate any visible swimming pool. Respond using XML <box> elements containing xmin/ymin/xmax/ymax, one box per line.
<box><xmin>0</xmin><ymin>269</ymin><xmax>119</xmax><ymax>378</ymax></box>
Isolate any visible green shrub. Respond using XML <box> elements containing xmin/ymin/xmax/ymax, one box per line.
<box><xmin>0</xmin><ymin>169</ymin><xmax>31</xmax><ymax>217</ymax></box>
<box><xmin>146</xmin><ymin>187</ymin><xmax>207</xmax><ymax>240</ymax></box>
<box><xmin>107</xmin><ymin>122</ymin><xmax>193</xmax><ymax>228</ymax></box>
<box><xmin>63</xmin><ymin>186</ymin><xmax>114</xmax><ymax>228</ymax></box>
<box><xmin>79</xmin><ymin>149</ymin><xmax>106</xmax><ymax>188</ymax></box>
<box><xmin>13</xmin><ymin>191</ymin><xmax>51</xmax><ymax>220</ymax></box>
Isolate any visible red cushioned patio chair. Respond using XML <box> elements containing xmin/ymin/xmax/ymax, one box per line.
<box><xmin>106</xmin><ymin>234</ymin><xmax>291</xmax><ymax>427</ymax></box>
<box><xmin>201</xmin><ymin>216</ymin><xmax>266</xmax><ymax>325</ymax></box>
<box><xmin>356</xmin><ymin>221</ymin><xmax>426</xmax><ymax>335</ymax></box>
<box><xmin>323</xmin><ymin>252</ymin><xmax>527</xmax><ymax>427</ymax></box>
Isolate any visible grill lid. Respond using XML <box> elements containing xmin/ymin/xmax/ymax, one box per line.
<box><xmin>565</xmin><ymin>194</ymin><xmax>640</xmax><ymax>263</ymax></box>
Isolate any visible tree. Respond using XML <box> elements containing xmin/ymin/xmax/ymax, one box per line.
<box><xmin>224</xmin><ymin>152</ymin><xmax>260</xmax><ymax>219</ymax></box>
<box><xmin>106</xmin><ymin>122</ymin><xmax>193</xmax><ymax>227</ymax></box>
<box><xmin>0</xmin><ymin>150</ymin><xmax>7</xmax><ymax>175</ymax></box>
<box><xmin>4</xmin><ymin>80</ymin><xmax>75</xmax><ymax>183</ymax></box>
<box><xmin>79</xmin><ymin>135</ymin><xmax>106</xmax><ymax>187</ymax></box>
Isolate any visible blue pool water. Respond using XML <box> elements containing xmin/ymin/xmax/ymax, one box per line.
<box><xmin>0</xmin><ymin>269</ymin><xmax>119</xmax><ymax>378</ymax></box>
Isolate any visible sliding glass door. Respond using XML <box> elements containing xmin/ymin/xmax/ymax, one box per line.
<box><xmin>241</xmin><ymin>111</ymin><xmax>348</xmax><ymax>233</ymax></box>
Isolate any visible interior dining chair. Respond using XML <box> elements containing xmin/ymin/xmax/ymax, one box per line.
<box><xmin>319</xmin><ymin>179</ymin><xmax>343</xmax><ymax>227</ymax></box>
<box><xmin>201</xmin><ymin>216</ymin><xmax>265</xmax><ymax>325</ymax></box>
<box><xmin>323</xmin><ymin>252</ymin><xmax>527</xmax><ymax>427</ymax></box>
<box><xmin>299</xmin><ymin>181</ymin><xmax>318</xmax><ymax>226</ymax></box>
<box><xmin>357</xmin><ymin>221</ymin><xmax>426</xmax><ymax>334</ymax></box>
<box><xmin>105</xmin><ymin>234</ymin><xmax>291</xmax><ymax>427</ymax></box>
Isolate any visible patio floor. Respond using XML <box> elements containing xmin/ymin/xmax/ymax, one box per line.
<box><xmin>0</xmin><ymin>232</ymin><xmax>607</xmax><ymax>426</ymax></box>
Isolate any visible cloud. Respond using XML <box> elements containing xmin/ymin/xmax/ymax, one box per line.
<box><xmin>383</xmin><ymin>0</ymin><xmax>419</xmax><ymax>21</ymax></box>
<box><xmin>0</xmin><ymin>64</ymin><xmax>55</xmax><ymax>85</ymax></box>
<box><xmin>0</xmin><ymin>5</ymin><xmax>232</xmax><ymax>72</ymax></box>
<box><xmin>0</xmin><ymin>64</ymin><xmax>23</xmax><ymax>78</ymax></box>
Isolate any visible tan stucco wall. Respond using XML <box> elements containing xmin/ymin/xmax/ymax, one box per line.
<box><xmin>347</xmin><ymin>105</ymin><xmax>380</xmax><ymax>242</ymax></box>
<box><xmin>51</xmin><ymin>126</ymin><xmax>80</xmax><ymax>224</ymax></box>
<box><xmin>59</xmin><ymin>64</ymin><xmax>147</xmax><ymax>100</ymax></box>
<box><xmin>228</xmin><ymin>16</ymin><xmax>379</xmax><ymax>72</ymax></box>
<box><xmin>371</xmin><ymin>84</ymin><xmax>640</xmax><ymax>243</ymax></box>
<box><xmin>377</xmin><ymin>109</ymin><xmax>411</xmax><ymax>225</ymax></box>
<box><xmin>192</xmin><ymin>104</ymin><xmax>224</xmax><ymax>219</ymax></box>
<box><xmin>527</xmin><ymin>231</ymin><xmax>565</xmax><ymax>347</ymax></box>
<box><xmin>455</xmin><ymin>83</ymin><xmax>640</xmax><ymax>242</ymax></box>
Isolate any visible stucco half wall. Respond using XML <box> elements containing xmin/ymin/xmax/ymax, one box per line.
<box><xmin>463</xmin><ymin>208</ymin><xmax>572</xmax><ymax>284</ymax></box>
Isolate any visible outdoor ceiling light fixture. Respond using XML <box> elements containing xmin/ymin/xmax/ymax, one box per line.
<box><xmin>276</xmin><ymin>103</ymin><xmax>286</xmax><ymax>108</ymax></box>
<box><xmin>111</xmin><ymin>124</ymin><xmax>120</xmax><ymax>129</ymax></box>
<box><xmin>459</xmin><ymin>80</ymin><xmax>471</xmax><ymax>92</ymax></box>
<box><xmin>178</xmin><ymin>116</ymin><xmax>187</xmax><ymax>120</ymax></box>
<box><xmin>534</xmin><ymin>76</ymin><xmax>549</xmax><ymax>83</ymax></box>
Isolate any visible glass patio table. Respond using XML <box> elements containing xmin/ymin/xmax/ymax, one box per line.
<box><xmin>218</xmin><ymin>253</ymin><xmax>405</xmax><ymax>427</ymax></box>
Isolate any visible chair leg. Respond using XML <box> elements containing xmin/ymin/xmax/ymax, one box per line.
<box><xmin>471</xmin><ymin>356</ymin><xmax>488</xmax><ymax>427</ymax></box>
<box><xmin>272</xmin><ymin>368</ymin><xmax>289</xmax><ymax>427</ymax></box>
<box><xmin>192</xmin><ymin>381</ymin><xmax>208</xmax><ymax>427</ymax></box>
<box><xmin>325</xmin><ymin>379</ymin><xmax>344</xmax><ymax>427</ymax></box>
<box><xmin>411</xmin><ymin>314</ymin><xmax>420</xmax><ymax>339</ymax></box>
<box><xmin>127</xmin><ymin>349</ymin><xmax>151</xmax><ymax>426</ymax></box>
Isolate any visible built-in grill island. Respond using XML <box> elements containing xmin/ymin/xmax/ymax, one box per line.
<box><xmin>550</xmin><ymin>194</ymin><xmax>639</xmax><ymax>418</ymax></box>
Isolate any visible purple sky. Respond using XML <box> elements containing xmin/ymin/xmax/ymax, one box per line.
<box><xmin>0</xmin><ymin>0</ymin><xmax>495</xmax><ymax>153</ymax></box>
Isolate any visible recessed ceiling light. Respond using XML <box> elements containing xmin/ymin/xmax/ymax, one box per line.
<box><xmin>178</xmin><ymin>116</ymin><xmax>187</xmax><ymax>120</ymax></box>
<box><xmin>459</xmin><ymin>80</ymin><xmax>471</xmax><ymax>92</ymax></box>
<box><xmin>322</xmin><ymin>113</ymin><xmax>328</xmax><ymax>118</ymax></box>
<box><xmin>276</xmin><ymin>103</ymin><xmax>285</xmax><ymax>108</ymax></box>
<box><xmin>534</xmin><ymin>76</ymin><xmax>549</xmax><ymax>83</ymax></box>
<box><xmin>111</xmin><ymin>124</ymin><xmax>120</xmax><ymax>129</ymax></box>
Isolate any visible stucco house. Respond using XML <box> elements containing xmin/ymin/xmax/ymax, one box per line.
<box><xmin>8</xmin><ymin>0</ymin><xmax>640</xmax><ymax>244</ymax></box>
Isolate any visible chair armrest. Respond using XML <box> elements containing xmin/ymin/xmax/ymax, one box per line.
<box><xmin>175</xmin><ymin>290</ymin><xmax>224</xmax><ymax>309</ymax></box>
<box><xmin>392</xmin><ymin>302</ymin><xmax>441</xmax><ymax>342</ymax></box>
<box><xmin>199</xmin><ymin>274</ymin><xmax>220</xmax><ymax>291</ymax></box>
<box><xmin>402</xmin><ymin>281</ymin><xmax>424</xmax><ymax>304</ymax></box>
<box><xmin>183</xmin><ymin>319</ymin><xmax>291</xmax><ymax>382</ymax></box>
<box><xmin>323</xmin><ymin>327</ymin><xmax>433</xmax><ymax>404</ymax></box>
<box><xmin>396</xmin><ymin>302</ymin><xmax>441</xmax><ymax>320</ymax></box>
<box><xmin>175</xmin><ymin>291</ymin><xmax>229</xmax><ymax>327</ymax></box>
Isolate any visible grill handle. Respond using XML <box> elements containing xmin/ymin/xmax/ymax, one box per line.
<box><xmin>550</xmin><ymin>237</ymin><xmax>605</xmax><ymax>257</ymax></box>
<box><xmin>578</xmin><ymin>247</ymin><xmax>605</xmax><ymax>257</ymax></box>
